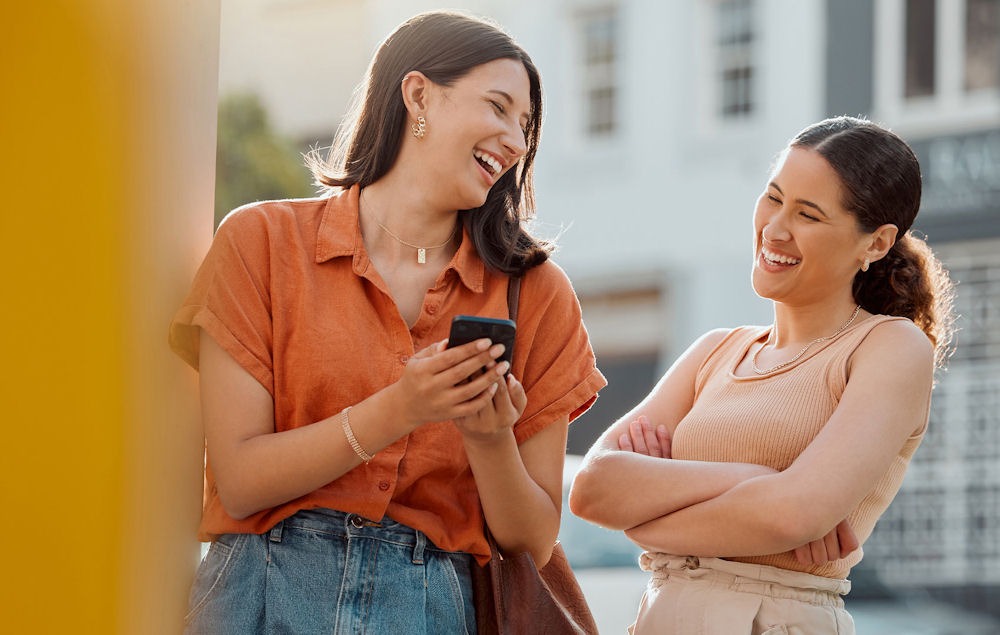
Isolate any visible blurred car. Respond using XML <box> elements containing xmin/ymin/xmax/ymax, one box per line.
<box><xmin>558</xmin><ymin>454</ymin><xmax>1000</xmax><ymax>635</ymax></box>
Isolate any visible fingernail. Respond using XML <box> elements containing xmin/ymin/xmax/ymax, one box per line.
<box><xmin>496</xmin><ymin>361</ymin><xmax>510</xmax><ymax>375</ymax></box>
<box><xmin>477</xmin><ymin>338</ymin><xmax>491</xmax><ymax>351</ymax></box>
<box><xmin>490</xmin><ymin>343</ymin><xmax>506</xmax><ymax>357</ymax></box>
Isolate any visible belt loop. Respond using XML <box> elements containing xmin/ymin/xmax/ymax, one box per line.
<box><xmin>268</xmin><ymin>520</ymin><xmax>284</xmax><ymax>543</ymax></box>
<box><xmin>412</xmin><ymin>529</ymin><xmax>426</xmax><ymax>565</ymax></box>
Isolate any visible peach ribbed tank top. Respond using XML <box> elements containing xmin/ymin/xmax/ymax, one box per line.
<box><xmin>671</xmin><ymin>315</ymin><xmax>930</xmax><ymax>579</ymax></box>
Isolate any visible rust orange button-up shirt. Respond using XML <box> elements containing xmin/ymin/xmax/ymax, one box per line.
<box><xmin>169</xmin><ymin>185</ymin><xmax>606</xmax><ymax>561</ymax></box>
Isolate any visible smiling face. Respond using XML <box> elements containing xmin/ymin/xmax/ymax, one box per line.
<box><xmin>418</xmin><ymin>58</ymin><xmax>531</xmax><ymax>210</ymax></box>
<box><xmin>751</xmin><ymin>146</ymin><xmax>875</xmax><ymax>306</ymax></box>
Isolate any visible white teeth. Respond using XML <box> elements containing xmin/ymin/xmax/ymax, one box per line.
<box><xmin>474</xmin><ymin>150</ymin><xmax>502</xmax><ymax>175</ymax></box>
<box><xmin>762</xmin><ymin>247</ymin><xmax>801</xmax><ymax>265</ymax></box>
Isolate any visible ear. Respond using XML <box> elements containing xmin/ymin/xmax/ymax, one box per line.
<box><xmin>864</xmin><ymin>223</ymin><xmax>899</xmax><ymax>265</ymax></box>
<box><xmin>400</xmin><ymin>71</ymin><xmax>430</xmax><ymax>119</ymax></box>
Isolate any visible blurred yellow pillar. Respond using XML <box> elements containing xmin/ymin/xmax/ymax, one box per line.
<box><xmin>2</xmin><ymin>2</ymin><xmax>218</xmax><ymax>633</ymax></box>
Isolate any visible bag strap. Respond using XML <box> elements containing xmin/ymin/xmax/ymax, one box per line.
<box><xmin>483</xmin><ymin>274</ymin><xmax>521</xmax><ymax>555</ymax></box>
<box><xmin>507</xmin><ymin>276</ymin><xmax>521</xmax><ymax>322</ymax></box>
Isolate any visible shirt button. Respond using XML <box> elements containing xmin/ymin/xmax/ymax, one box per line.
<box><xmin>378</xmin><ymin>481</ymin><xmax>390</xmax><ymax>491</ymax></box>
<box><xmin>399</xmin><ymin>355</ymin><xmax>409</xmax><ymax>365</ymax></box>
<box><xmin>427</xmin><ymin>305</ymin><xmax>437</xmax><ymax>315</ymax></box>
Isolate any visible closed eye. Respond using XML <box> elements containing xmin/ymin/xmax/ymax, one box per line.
<box><xmin>800</xmin><ymin>211</ymin><xmax>820</xmax><ymax>221</ymax></box>
<box><xmin>490</xmin><ymin>100</ymin><xmax>506</xmax><ymax>114</ymax></box>
<box><xmin>767</xmin><ymin>194</ymin><xmax>782</xmax><ymax>205</ymax></box>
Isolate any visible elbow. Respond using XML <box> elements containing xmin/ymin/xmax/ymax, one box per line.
<box><xmin>215</xmin><ymin>484</ymin><xmax>259</xmax><ymax>521</ymax></box>
<box><xmin>568</xmin><ymin>457</ymin><xmax>629</xmax><ymax>530</ymax></box>
<box><xmin>532</xmin><ymin>544</ymin><xmax>554</xmax><ymax>569</ymax></box>
<box><xmin>764</xmin><ymin>497</ymin><xmax>832</xmax><ymax>548</ymax></box>
<box><xmin>567</xmin><ymin>463</ymin><xmax>602</xmax><ymax>522</ymax></box>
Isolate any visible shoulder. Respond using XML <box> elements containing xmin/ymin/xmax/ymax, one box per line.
<box><xmin>522</xmin><ymin>259</ymin><xmax>574</xmax><ymax>292</ymax></box>
<box><xmin>858</xmin><ymin>316</ymin><xmax>933</xmax><ymax>360</ymax></box>
<box><xmin>217</xmin><ymin>197</ymin><xmax>329</xmax><ymax>236</ymax></box>
<box><xmin>518</xmin><ymin>260</ymin><xmax>582</xmax><ymax>313</ymax></box>
<box><xmin>678</xmin><ymin>326</ymin><xmax>755</xmax><ymax>370</ymax></box>
<box><xmin>851</xmin><ymin>316</ymin><xmax>934</xmax><ymax>377</ymax></box>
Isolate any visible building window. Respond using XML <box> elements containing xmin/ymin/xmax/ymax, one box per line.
<box><xmin>905</xmin><ymin>0</ymin><xmax>936</xmax><ymax>98</ymax></box>
<box><xmin>716</xmin><ymin>0</ymin><xmax>755</xmax><ymax>119</ymax></box>
<box><xmin>580</xmin><ymin>8</ymin><xmax>618</xmax><ymax>137</ymax></box>
<box><xmin>965</xmin><ymin>0</ymin><xmax>1000</xmax><ymax>92</ymax></box>
<box><xmin>875</xmin><ymin>0</ymin><xmax>999</xmax><ymax>128</ymax></box>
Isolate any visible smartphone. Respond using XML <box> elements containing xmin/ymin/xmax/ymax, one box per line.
<box><xmin>447</xmin><ymin>315</ymin><xmax>516</xmax><ymax>371</ymax></box>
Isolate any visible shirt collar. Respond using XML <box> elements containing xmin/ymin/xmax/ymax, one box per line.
<box><xmin>315</xmin><ymin>184</ymin><xmax>485</xmax><ymax>293</ymax></box>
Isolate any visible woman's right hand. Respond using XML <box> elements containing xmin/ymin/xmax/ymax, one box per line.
<box><xmin>793</xmin><ymin>519</ymin><xmax>860</xmax><ymax>565</ymax></box>
<box><xmin>392</xmin><ymin>338</ymin><xmax>508</xmax><ymax>428</ymax></box>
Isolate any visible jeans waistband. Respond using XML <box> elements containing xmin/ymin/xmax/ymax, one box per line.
<box><xmin>267</xmin><ymin>508</ymin><xmax>447</xmax><ymax>564</ymax></box>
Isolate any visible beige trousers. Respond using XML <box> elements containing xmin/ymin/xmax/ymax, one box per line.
<box><xmin>629</xmin><ymin>554</ymin><xmax>855</xmax><ymax>635</ymax></box>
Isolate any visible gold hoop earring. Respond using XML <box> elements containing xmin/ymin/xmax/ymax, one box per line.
<box><xmin>411</xmin><ymin>116</ymin><xmax>426</xmax><ymax>139</ymax></box>
<box><xmin>861</xmin><ymin>258</ymin><xmax>870</xmax><ymax>272</ymax></box>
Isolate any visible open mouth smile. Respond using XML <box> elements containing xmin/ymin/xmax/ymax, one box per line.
<box><xmin>474</xmin><ymin>149</ymin><xmax>504</xmax><ymax>178</ymax></box>
<box><xmin>761</xmin><ymin>246</ymin><xmax>801</xmax><ymax>266</ymax></box>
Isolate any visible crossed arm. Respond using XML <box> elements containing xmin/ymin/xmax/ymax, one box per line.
<box><xmin>569</xmin><ymin>321</ymin><xmax>933</xmax><ymax>563</ymax></box>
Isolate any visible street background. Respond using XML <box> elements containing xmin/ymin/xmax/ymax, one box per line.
<box><xmin>3</xmin><ymin>1</ymin><xmax>997</xmax><ymax>633</ymax></box>
<box><xmin>214</xmin><ymin>0</ymin><xmax>1000</xmax><ymax>628</ymax></box>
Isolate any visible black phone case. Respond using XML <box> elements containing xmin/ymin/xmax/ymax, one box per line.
<box><xmin>447</xmin><ymin>315</ymin><xmax>516</xmax><ymax>369</ymax></box>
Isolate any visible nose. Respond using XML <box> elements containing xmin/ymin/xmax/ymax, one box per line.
<box><xmin>761</xmin><ymin>210</ymin><xmax>791</xmax><ymax>243</ymax></box>
<box><xmin>502</xmin><ymin>124</ymin><xmax>527</xmax><ymax>161</ymax></box>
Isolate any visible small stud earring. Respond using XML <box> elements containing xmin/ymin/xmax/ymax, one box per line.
<box><xmin>861</xmin><ymin>258</ymin><xmax>870</xmax><ymax>272</ymax></box>
<box><xmin>411</xmin><ymin>116</ymin><xmax>426</xmax><ymax>139</ymax></box>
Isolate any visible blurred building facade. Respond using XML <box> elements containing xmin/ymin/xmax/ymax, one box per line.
<box><xmin>218</xmin><ymin>0</ymin><xmax>999</xmax><ymax>617</ymax></box>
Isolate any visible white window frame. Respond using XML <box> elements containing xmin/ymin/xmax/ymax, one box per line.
<box><xmin>578</xmin><ymin>5</ymin><xmax>620</xmax><ymax>139</ymax></box>
<box><xmin>714</xmin><ymin>0</ymin><xmax>757</xmax><ymax>121</ymax></box>
<box><xmin>874</xmin><ymin>0</ymin><xmax>1000</xmax><ymax>136</ymax></box>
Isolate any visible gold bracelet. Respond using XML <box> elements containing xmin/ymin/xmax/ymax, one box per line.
<box><xmin>341</xmin><ymin>406</ymin><xmax>374</xmax><ymax>463</ymax></box>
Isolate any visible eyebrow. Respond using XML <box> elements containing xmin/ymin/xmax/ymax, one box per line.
<box><xmin>769</xmin><ymin>182</ymin><xmax>830</xmax><ymax>218</ymax></box>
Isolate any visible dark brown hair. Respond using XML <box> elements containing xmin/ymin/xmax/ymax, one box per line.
<box><xmin>792</xmin><ymin>116</ymin><xmax>956</xmax><ymax>368</ymax></box>
<box><xmin>306</xmin><ymin>10</ymin><xmax>551</xmax><ymax>276</ymax></box>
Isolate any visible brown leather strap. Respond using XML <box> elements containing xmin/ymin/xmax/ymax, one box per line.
<box><xmin>507</xmin><ymin>276</ymin><xmax>521</xmax><ymax>322</ymax></box>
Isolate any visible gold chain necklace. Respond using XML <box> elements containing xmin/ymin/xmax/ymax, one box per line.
<box><xmin>372</xmin><ymin>217</ymin><xmax>458</xmax><ymax>264</ymax></box>
<box><xmin>752</xmin><ymin>304</ymin><xmax>862</xmax><ymax>375</ymax></box>
<box><xmin>362</xmin><ymin>192</ymin><xmax>458</xmax><ymax>264</ymax></box>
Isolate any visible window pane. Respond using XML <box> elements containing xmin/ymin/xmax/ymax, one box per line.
<box><xmin>905</xmin><ymin>0</ymin><xmax>936</xmax><ymax>98</ymax></box>
<box><xmin>966</xmin><ymin>0</ymin><xmax>1000</xmax><ymax>91</ymax></box>
<box><xmin>580</xmin><ymin>8</ymin><xmax>618</xmax><ymax>136</ymax></box>
<box><xmin>717</xmin><ymin>0</ymin><xmax>755</xmax><ymax>119</ymax></box>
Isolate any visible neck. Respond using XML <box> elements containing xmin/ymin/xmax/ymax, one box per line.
<box><xmin>769</xmin><ymin>296</ymin><xmax>864</xmax><ymax>348</ymax></box>
<box><xmin>359</xmin><ymin>180</ymin><xmax>459</xmax><ymax>265</ymax></box>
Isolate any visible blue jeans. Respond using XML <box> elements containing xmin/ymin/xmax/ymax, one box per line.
<box><xmin>184</xmin><ymin>508</ymin><xmax>477</xmax><ymax>634</ymax></box>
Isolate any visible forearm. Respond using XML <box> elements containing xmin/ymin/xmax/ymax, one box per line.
<box><xmin>215</xmin><ymin>386</ymin><xmax>412</xmax><ymax>519</ymax></box>
<box><xmin>569</xmin><ymin>450</ymin><xmax>776</xmax><ymax>530</ymax></box>
<box><xmin>464</xmin><ymin>431</ymin><xmax>561</xmax><ymax>567</ymax></box>
<box><xmin>624</xmin><ymin>474</ymin><xmax>815</xmax><ymax>557</ymax></box>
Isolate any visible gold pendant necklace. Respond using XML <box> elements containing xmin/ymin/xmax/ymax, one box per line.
<box><xmin>362</xmin><ymin>191</ymin><xmax>458</xmax><ymax>264</ymax></box>
<box><xmin>752</xmin><ymin>304</ymin><xmax>862</xmax><ymax>375</ymax></box>
<box><xmin>371</xmin><ymin>217</ymin><xmax>458</xmax><ymax>264</ymax></box>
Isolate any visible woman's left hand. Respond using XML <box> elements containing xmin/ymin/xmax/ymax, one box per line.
<box><xmin>618</xmin><ymin>415</ymin><xmax>672</xmax><ymax>459</ymax></box>
<box><xmin>453</xmin><ymin>371</ymin><xmax>527</xmax><ymax>443</ymax></box>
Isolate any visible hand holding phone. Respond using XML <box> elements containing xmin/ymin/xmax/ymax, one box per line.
<box><xmin>446</xmin><ymin>315</ymin><xmax>516</xmax><ymax>372</ymax></box>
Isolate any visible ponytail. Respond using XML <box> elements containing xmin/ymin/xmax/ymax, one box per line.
<box><xmin>853</xmin><ymin>231</ymin><xmax>956</xmax><ymax>369</ymax></box>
